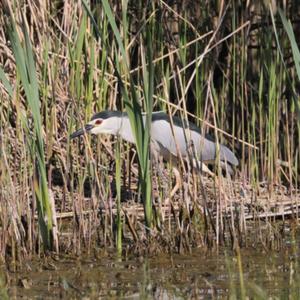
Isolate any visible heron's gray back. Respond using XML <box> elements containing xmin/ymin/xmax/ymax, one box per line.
<box><xmin>150</xmin><ymin>113</ymin><xmax>238</xmax><ymax>166</ymax></box>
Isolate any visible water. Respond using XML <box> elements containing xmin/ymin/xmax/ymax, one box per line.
<box><xmin>5</xmin><ymin>243</ymin><xmax>300</xmax><ymax>299</ymax></box>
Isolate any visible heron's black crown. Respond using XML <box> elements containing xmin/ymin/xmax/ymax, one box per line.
<box><xmin>91</xmin><ymin>110</ymin><xmax>124</xmax><ymax>121</ymax></box>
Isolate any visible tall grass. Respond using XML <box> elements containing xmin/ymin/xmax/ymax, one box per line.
<box><xmin>0</xmin><ymin>0</ymin><xmax>300</xmax><ymax>259</ymax></box>
<box><xmin>83</xmin><ymin>0</ymin><xmax>154</xmax><ymax>229</ymax></box>
<box><xmin>2</xmin><ymin>9</ymin><xmax>55</xmax><ymax>251</ymax></box>
<box><xmin>278</xmin><ymin>8</ymin><xmax>300</xmax><ymax>119</ymax></box>
<box><xmin>115</xmin><ymin>138</ymin><xmax>122</xmax><ymax>254</ymax></box>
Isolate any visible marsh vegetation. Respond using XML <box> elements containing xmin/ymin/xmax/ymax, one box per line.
<box><xmin>0</xmin><ymin>2</ymin><xmax>300</xmax><ymax>295</ymax></box>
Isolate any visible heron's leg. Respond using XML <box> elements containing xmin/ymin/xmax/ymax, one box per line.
<box><xmin>193</xmin><ymin>159</ymin><xmax>215</xmax><ymax>177</ymax></box>
<box><xmin>170</xmin><ymin>167</ymin><xmax>182</xmax><ymax>198</ymax></box>
<box><xmin>193</xmin><ymin>159</ymin><xmax>231</xmax><ymax>204</ymax></box>
<box><xmin>150</xmin><ymin>141</ymin><xmax>166</xmax><ymax>197</ymax></box>
<box><xmin>219</xmin><ymin>161</ymin><xmax>233</xmax><ymax>177</ymax></box>
<box><xmin>164</xmin><ymin>166</ymin><xmax>182</xmax><ymax>206</ymax></box>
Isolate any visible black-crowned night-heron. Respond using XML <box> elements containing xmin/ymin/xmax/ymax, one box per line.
<box><xmin>70</xmin><ymin>111</ymin><xmax>238</xmax><ymax>176</ymax></box>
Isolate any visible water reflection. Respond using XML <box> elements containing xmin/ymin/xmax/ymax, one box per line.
<box><xmin>6</xmin><ymin>245</ymin><xmax>300</xmax><ymax>299</ymax></box>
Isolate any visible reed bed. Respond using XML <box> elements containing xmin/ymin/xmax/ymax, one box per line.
<box><xmin>0</xmin><ymin>0</ymin><xmax>300</xmax><ymax>262</ymax></box>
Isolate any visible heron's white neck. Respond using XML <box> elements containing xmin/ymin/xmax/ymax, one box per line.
<box><xmin>117</xmin><ymin>116</ymin><xmax>136</xmax><ymax>144</ymax></box>
<box><xmin>96</xmin><ymin>114</ymin><xmax>146</xmax><ymax>144</ymax></box>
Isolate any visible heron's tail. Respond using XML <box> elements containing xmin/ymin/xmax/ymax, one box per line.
<box><xmin>220</xmin><ymin>145</ymin><xmax>238</xmax><ymax>166</ymax></box>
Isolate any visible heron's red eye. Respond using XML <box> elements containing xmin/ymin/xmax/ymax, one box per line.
<box><xmin>95</xmin><ymin>119</ymin><xmax>103</xmax><ymax>125</ymax></box>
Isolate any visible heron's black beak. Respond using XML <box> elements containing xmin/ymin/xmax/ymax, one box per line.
<box><xmin>70</xmin><ymin>124</ymin><xmax>94</xmax><ymax>139</ymax></box>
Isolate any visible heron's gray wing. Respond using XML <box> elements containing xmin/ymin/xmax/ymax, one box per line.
<box><xmin>191</xmin><ymin>130</ymin><xmax>238</xmax><ymax>165</ymax></box>
<box><xmin>151</xmin><ymin>115</ymin><xmax>238</xmax><ymax>166</ymax></box>
<box><xmin>151</xmin><ymin>118</ymin><xmax>215</xmax><ymax>161</ymax></box>
<box><xmin>151</xmin><ymin>119</ymin><xmax>184</xmax><ymax>159</ymax></box>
